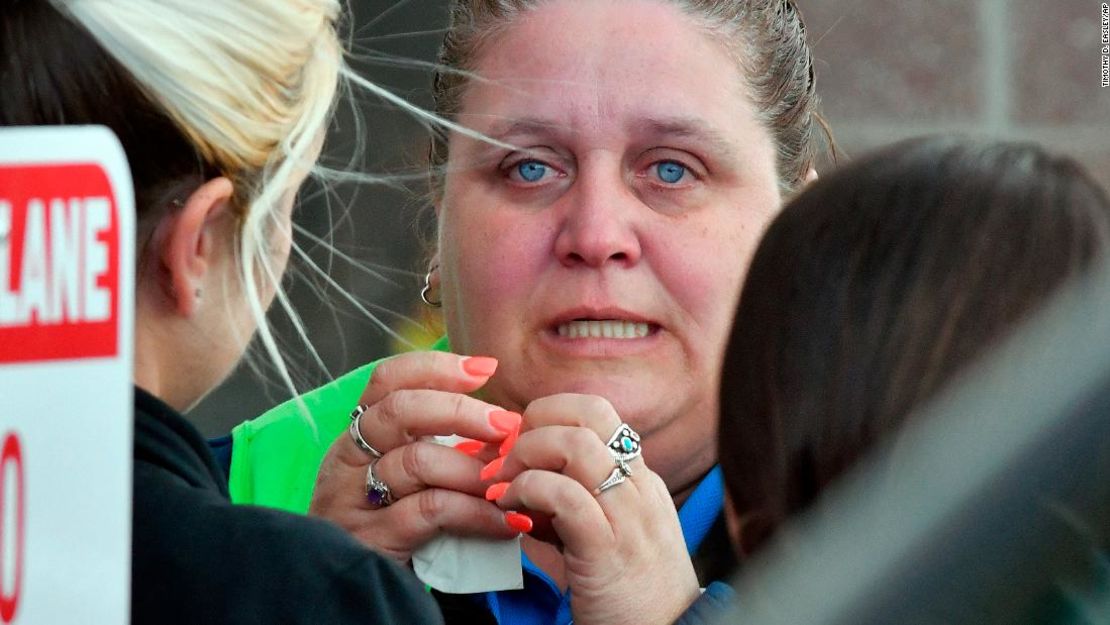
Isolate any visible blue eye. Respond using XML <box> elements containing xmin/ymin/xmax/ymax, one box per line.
<box><xmin>516</xmin><ymin>160</ymin><xmax>548</xmax><ymax>183</ymax></box>
<box><xmin>655</xmin><ymin>161</ymin><xmax>687</xmax><ymax>184</ymax></box>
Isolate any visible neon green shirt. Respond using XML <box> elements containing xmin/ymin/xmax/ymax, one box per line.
<box><xmin>228</xmin><ymin>337</ymin><xmax>451</xmax><ymax>512</ymax></box>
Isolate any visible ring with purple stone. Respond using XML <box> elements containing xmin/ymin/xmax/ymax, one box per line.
<box><xmin>365</xmin><ymin>459</ymin><xmax>394</xmax><ymax>508</ymax></box>
<box><xmin>604</xmin><ymin>422</ymin><xmax>642</xmax><ymax>463</ymax></box>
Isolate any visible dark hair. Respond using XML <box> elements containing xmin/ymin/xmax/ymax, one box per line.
<box><xmin>717</xmin><ymin>137</ymin><xmax>1110</xmax><ymax>556</ymax></box>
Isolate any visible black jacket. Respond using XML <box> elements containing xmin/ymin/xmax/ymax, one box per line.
<box><xmin>132</xmin><ymin>387</ymin><xmax>444</xmax><ymax>625</ymax></box>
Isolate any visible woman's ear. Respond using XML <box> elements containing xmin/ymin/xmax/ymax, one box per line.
<box><xmin>804</xmin><ymin>167</ymin><xmax>819</xmax><ymax>185</ymax></box>
<box><xmin>158</xmin><ymin>177</ymin><xmax>235</xmax><ymax>316</ymax></box>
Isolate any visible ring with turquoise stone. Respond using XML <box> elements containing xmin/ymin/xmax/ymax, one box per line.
<box><xmin>604</xmin><ymin>423</ymin><xmax>642</xmax><ymax>462</ymax></box>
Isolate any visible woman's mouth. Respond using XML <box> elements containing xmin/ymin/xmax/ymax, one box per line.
<box><xmin>554</xmin><ymin>319</ymin><xmax>656</xmax><ymax>339</ymax></box>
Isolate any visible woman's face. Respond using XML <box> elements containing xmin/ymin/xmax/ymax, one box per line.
<box><xmin>438</xmin><ymin>0</ymin><xmax>782</xmax><ymax>484</ymax></box>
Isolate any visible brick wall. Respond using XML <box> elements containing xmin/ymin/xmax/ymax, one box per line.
<box><xmin>800</xmin><ymin>0</ymin><xmax>1110</xmax><ymax>187</ymax></box>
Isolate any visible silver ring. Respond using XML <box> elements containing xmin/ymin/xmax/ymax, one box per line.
<box><xmin>349</xmin><ymin>404</ymin><xmax>367</xmax><ymax>421</ymax></box>
<box><xmin>605</xmin><ymin>422</ymin><xmax>642</xmax><ymax>462</ymax></box>
<box><xmin>365</xmin><ymin>459</ymin><xmax>394</xmax><ymax>508</ymax></box>
<box><xmin>593</xmin><ymin>457</ymin><xmax>633</xmax><ymax>496</ymax></box>
<box><xmin>348</xmin><ymin>408</ymin><xmax>384</xmax><ymax>459</ymax></box>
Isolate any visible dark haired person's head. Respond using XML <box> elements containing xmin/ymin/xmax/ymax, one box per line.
<box><xmin>718</xmin><ymin>137</ymin><xmax>1110</xmax><ymax>557</ymax></box>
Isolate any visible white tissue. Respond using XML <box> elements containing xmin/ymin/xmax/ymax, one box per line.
<box><xmin>412</xmin><ymin>533</ymin><xmax>523</xmax><ymax>593</ymax></box>
<box><xmin>410</xmin><ymin>435</ymin><xmax>524</xmax><ymax>593</ymax></box>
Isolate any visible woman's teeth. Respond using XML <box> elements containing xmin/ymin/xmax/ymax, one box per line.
<box><xmin>556</xmin><ymin>320</ymin><xmax>650</xmax><ymax>339</ymax></box>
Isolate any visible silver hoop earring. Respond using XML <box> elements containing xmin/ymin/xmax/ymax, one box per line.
<box><xmin>420</xmin><ymin>265</ymin><xmax>442</xmax><ymax>308</ymax></box>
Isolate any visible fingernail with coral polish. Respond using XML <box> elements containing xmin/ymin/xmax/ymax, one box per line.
<box><xmin>488</xmin><ymin>410</ymin><xmax>522</xmax><ymax>434</ymax></box>
<box><xmin>485</xmin><ymin>482</ymin><xmax>510</xmax><ymax>501</ymax></box>
<box><xmin>499</xmin><ymin>428</ymin><xmax>519</xmax><ymax>456</ymax></box>
<box><xmin>454</xmin><ymin>440</ymin><xmax>484</xmax><ymax>457</ymax></box>
<box><xmin>480</xmin><ymin>456</ymin><xmax>506</xmax><ymax>481</ymax></box>
<box><xmin>505</xmin><ymin>512</ymin><xmax>533</xmax><ymax>533</ymax></box>
<box><xmin>462</xmin><ymin>356</ymin><xmax>498</xmax><ymax>377</ymax></box>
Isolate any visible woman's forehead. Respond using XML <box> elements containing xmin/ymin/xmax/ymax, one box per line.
<box><xmin>458</xmin><ymin>0</ymin><xmax>755</xmax><ymax>137</ymax></box>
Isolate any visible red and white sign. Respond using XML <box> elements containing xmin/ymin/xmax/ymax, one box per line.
<box><xmin>0</xmin><ymin>164</ymin><xmax>122</xmax><ymax>363</ymax></box>
<box><xmin>0</xmin><ymin>127</ymin><xmax>134</xmax><ymax>625</ymax></box>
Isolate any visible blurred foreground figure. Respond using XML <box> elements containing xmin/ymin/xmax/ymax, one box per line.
<box><xmin>716</xmin><ymin>136</ymin><xmax>1110</xmax><ymax>623</ymax></box>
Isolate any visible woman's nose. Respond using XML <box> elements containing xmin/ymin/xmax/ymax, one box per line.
<box><xmin>553</xmin><ymin>168</ymin><xmax>643</xmax><ymax>269</ymax></box>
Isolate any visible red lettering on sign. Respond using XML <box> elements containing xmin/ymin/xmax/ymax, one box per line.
<box><xmin>0</xmin><ymin>432</ymin><xmax>24</xmax><ymax>624</ymax></box>
<box><xmin>0</xmin><ymin>164</ymin><xmax>119</xmax><ymax>362</ymax></box>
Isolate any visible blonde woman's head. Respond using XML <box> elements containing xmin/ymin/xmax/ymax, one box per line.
<box><xmin>1</xmin><ymin>0</ymin><xmax>343</xmax><ymax>406</ymax></box>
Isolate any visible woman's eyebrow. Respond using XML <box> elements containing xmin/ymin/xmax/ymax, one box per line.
<box><xmin>632</xmin><ymin>116</ymin><xmax>739</xmax><ymax>160</ymax></box>
<box><xmin>484</xmin><ymin>118</ymin><xmax>566</xmax><ymax>142</ymax></box>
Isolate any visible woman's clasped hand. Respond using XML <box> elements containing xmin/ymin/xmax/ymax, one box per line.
<box><xmin>483</xmin><ymin>393</ymin><xmax>700</xmax><ymax>625</ymax></box>
<box><xmin>310</xmin><ymin>353</ymin><xmax>523</xmax><ymax>563</ymax></box>
<box><xmin>309</xmin><ymin>349</ymin><xmax>700</xmax><ymax>623</ymax></box>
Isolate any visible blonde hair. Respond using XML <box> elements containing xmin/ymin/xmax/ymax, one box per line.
<box><xmin>55</xmin><ymin>0</ymin><xmax>343</xmax><ymax>407</ymax></box>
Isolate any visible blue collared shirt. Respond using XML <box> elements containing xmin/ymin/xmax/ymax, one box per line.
<box><xmin>482</xmin><ymin>466</ymin><xmax>725</xmax><ymax>625</ymax></box>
